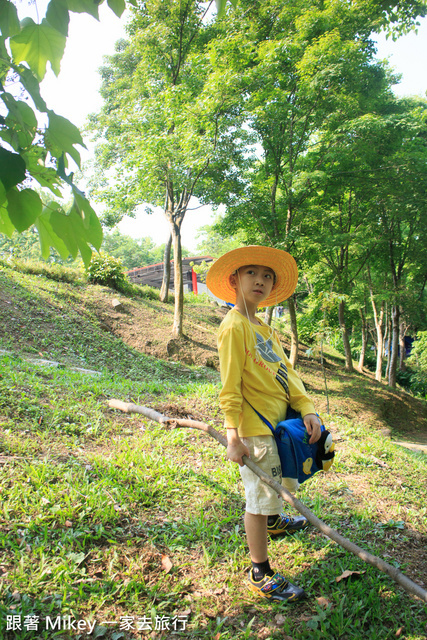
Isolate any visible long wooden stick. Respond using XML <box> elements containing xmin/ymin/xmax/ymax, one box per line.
<box><xmin>108</xmin><ymin>399</ymin><xmax>427</xmax><ymax>603</ymax></box>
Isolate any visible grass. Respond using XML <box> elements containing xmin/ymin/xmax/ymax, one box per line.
<box><xmin>0</xmin><ymin>257</ymin><xmax>86</xmax><ymax>285</ymax></box>
<box><xmin>0</xmin><ymin>266</ymin><xmax>427</xmax><ymax>639</ymax></box>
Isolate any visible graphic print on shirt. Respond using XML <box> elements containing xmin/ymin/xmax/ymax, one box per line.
<box><xmin>254</xmin><ymin>332</ymin><xmax>282</xmax><ymax>363</ymax></box>
<box><xmin>276</xmin><ymin>362</ymin><xmax>290</xmax><ymax>398</ymax></box>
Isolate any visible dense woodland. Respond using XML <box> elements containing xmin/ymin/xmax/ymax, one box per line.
<box><xmin>1</xmin><ymin>0</ymin><xmax>427</xmax><ymax>396</ymax></box>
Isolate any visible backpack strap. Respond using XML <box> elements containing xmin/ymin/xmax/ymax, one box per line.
<box><xmin>245</xmin><ymin>399</ymin><xmax>275</xmax><ymax>435</ymax></box>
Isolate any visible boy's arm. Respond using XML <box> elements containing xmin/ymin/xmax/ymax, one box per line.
<box><xmin>227</xmin><ymin>428</ymin><xmax>250</xmax><ymax>466</ymax></box>
<box><xmin>303</xmin><ymin>413</ymin><xmax>321</xmax><ymax>444</ymax></box>
<box><xmin>218</xmin><ymin>324</ymin><xmax>246</xmax><ymax>431</ymax></box>
<box><xmin>218</xmin><ymin>324</ymin><xmax>250</xmax><ymax>465</ymax></box>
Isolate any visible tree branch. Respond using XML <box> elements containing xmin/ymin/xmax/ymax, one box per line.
<box><xmin>108</xmin><ymin>399</ymin><xmax>427</xmax><ymax>604</ymax></box>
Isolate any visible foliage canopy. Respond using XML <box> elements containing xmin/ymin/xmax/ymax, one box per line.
<box><xmin>0</xmin><ymin>0</ymin><xmax>127</xmax><ymax>266</ymax></box>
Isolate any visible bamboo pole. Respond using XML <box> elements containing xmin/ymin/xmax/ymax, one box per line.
<box><xmin>108</xmin><ymin>399</ymin><xmax>427</xmax><ymax>603</ymax></box>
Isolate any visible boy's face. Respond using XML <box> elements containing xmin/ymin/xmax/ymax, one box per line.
<box><xmin>230</xmin><ymin>264</ymin><xmax>276</xmax><ymax>306</ymax></box>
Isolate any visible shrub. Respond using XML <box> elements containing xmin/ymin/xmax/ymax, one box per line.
<box><xmin>124</xmin><ymin>281</ymin><xmax>173</xmax><ymax>302</ymax></box>
<box><xmin>407</xmin><ymin>332</ymin><xmax>427</xmax><ymax>398</ymax></box>
<box><xmin>184</xmin><ymin>291</ymin><xmax>212</xmax><ymax>305</ymax></box>
<box><xmin>86</xmin><ymin>253</ymin><xmax>129</xmax><ymax>290</ymax></box>
<box><xmin>409</xmin><ymin>331</ymin><xmax>427</xmax><ymax>370</ymax></box>
<box><xmin>0</xmin><ymin>257</ymin><xmax>85</xmax><ymax>284</ymax></box>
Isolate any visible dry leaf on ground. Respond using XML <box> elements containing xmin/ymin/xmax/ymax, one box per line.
<box><xmin>274</xmin><ymin>613</ymin><xmax>287</xmax><ymax>625</ymax></box>
<box><xmin>336</xmin><ymin>569</ymin><xmax>366</xmax><ymax>583</ymax></box>
<box><xmin>317</xmin><ymin>596</ymin><xmax>333</xmax><ymax>608</ymax></box>
<box><xmin>161</xmin><ymin>554</ymin><xmax>173</xmax><ymax>573</ymax></box>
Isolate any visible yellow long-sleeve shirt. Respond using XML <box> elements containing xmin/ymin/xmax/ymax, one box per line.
<box><xmin>218</xmin><ymin>308</ymin><xmax>315</xmax><ymax>437</ymax></box>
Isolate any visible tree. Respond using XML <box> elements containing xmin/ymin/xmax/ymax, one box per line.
<box><xmin>0</xmin><ymin>226</ymin><xmax>44</xmax><ymax>260</ymax></box>
<box><xmin>195</xmin><ymin>216</ymin><xmax>245</xmax><ymax>258</ymax></box>
<box><xmin>2</xmin><ymin>0</ymin><xmax>426</xmax><ymax>267</ymax></box>
<box><xmin>0</xmin><ymin>0</ymin><xmax>128</xmax><ymax>265</ymax></box>
<box><xmin>209</xmin><ymin>0</ymin><xmax>407</xmax><ymax>366</ymax></box>
<box><xmin>88</xmin><ymin>0</ymin><xmax>246</xmax><ymax>337</ymax></box>
<box><xmin>324</xmin><ymin>100</ymin><xmax>427</xmax><ymax>385</ymax></box>
<box><xmin>367</xmin><ymin>102</ymin><xmax>427</xmax><ymax>387</ymax></box>
<box><xmin>102</xmin><ymin>229</ymin><xmax>165</xmax><ymax>269</ymax></box>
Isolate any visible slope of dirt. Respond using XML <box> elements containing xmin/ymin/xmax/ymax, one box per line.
<box><xmin>92</xmin><ymin>293</ymin><xmax>227</xmax><ymax>368</ymax></box>
<box><xmin>1</xmin><ymin>267</ymin><xmax>426</xmax><ymax>443</ymax></box>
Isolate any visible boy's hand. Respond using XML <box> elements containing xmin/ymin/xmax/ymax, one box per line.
<box><xmin>303</xmin><ymin>413</ymin><xmax>322</xmax><ymax>444</ymax></box>
<box><xmin>227</xmin><ymin>429</ymin><xmax>250</xmax><ymax>466</ymax></box>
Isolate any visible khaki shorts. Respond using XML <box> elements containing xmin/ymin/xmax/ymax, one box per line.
<box><xmin>239</xmin><ymin>435</ymin><xmax>299</xmax><ymax>516</ymax></box>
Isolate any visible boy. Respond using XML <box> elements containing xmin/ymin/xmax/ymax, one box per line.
<box><xmin>206</xmin><ymin>246</ymin><xmax>321</xmax><ymax>603</ymax></box>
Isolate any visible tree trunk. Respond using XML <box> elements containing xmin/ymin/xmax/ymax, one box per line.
<box><xmin>160</xmin><ymin>232</ymin><xmax>172</xmax><ymax>302</ymax></box>
<box><xmin>303</xmin><ymin>273</ymin><xmax>313</xmax><ymax>294</ymax></box>
<box><xmin>288</xmin><ymin>296</ymin><xmax>298</xmax><ymax>367</ymax></box>
<box><xmin>358</xmin><ymin>307</ymin><xmax>367</xmax><ymax>371</ymax></box>
<box><xmin>264</xmin><ymin>306</ymin><xmax>274</xmax><ymax>326</ymax></box>
<box><xmin>399</xmin><ymin>315</ymin><xmax>407</xmax><ymax>372</ymax></box>
<box><xmin>384</xmin><ymin>308</ymin><xmax>391</xmax><ymax>381</ymax></box>
<box><xmin>388</xmin><ymin>304</ymin><xmax>400</xmax><ymax>388</ymax></box>
<box><xmin>338</xmin><ymin>299</ymin><xmax>354</xmax><ymax>372</ymax></box>
<box><xmin>171</xmin><ymin>220</ymin><xmax>184</xmax><ymax>338</ymax></box>
<box><xmin>371</xmin><ymin>296</ymin><xmax>385</xmax><ymax>383</ymax></box>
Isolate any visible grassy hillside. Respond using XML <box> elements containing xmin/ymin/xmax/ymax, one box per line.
<box><xmin>0</xmin><ymin>263</ymin><xmax>426</xmax><ymax>640</ymax></box>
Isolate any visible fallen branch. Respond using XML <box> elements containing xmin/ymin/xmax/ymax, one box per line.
<box><xmin>108</xmin><ymin>399</ymin><xmax>427</xmax><ymax>603</ymax></box>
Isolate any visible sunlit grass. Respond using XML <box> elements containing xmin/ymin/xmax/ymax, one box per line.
<box><xmin>1</xmin><ymin>354</ymin><xmax>426</xmax><ymax>640</ymax></box>
<box><xmin>0</xmin><ymin>266</ymin><xmax>426</xmax><ymax>639</ymax></box>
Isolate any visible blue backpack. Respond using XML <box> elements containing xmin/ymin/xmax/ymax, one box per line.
<box><xmin>251</xmin><ymin>406</ymin><xmax>335</xmax><ymax>484</ymax></box>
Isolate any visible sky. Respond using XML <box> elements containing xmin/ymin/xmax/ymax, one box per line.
<box><xmin>37</xmin><ymin>5</ymin><xmax>427</xmax><ymax>253</ymax></box>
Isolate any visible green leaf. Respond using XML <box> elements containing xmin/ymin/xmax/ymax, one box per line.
<box><xmin>16</xmin><ymin>65</ymin><xmax>48</xmax><ymax>112</ymax></box>
<box><xmin>10</xmin><ymin>18</ymin><xmax>66</xmax><ymax>81</ymax></box>
<box><xmin>56</xmin><ymin>152</ymin><xmax>74</xmax><ymax>186</ymax></box>
<box><xmin>35</xmin><ymin>204</ymin><xmax>70</xmax><ymax>260</ymax></box>
<box><xmin>0</xmin><ymin>0</ymin><xmax>21</xmax><ymax>37</ymax></box>
<box><xmin>106</xmin><ymin>0</ymin><xmax>125</xmax><ymax>18</ymax></box>
<box><xmin>72</xmin><ymin>186</ymin><xmax>103</xmax><ymax>245</ymax></box>
<box><xmin>6</xmin><ymin>187</ymin><xmax>43</xmax><ymax>232</ymax></box>
<box><xmin>0</xmin><ymin>147</ymin><xmax>27</xmax><ymax>191</ymax></box>
<box><xmin>66</xmin><ymin>0</ymin><xmax>101</xmax><ymax>20</ymax></box>
<box><xmin>46</xmin><ymin>111</ymin><xmax>86</xmax><ymax>166</ymax></box>
<box><xmin>0</xmin><ymin>181</ymin><xmax>6</xmax><ymax>207</ymax></box>
<box><xmin>32</xmin><ymin>168</ymin><xmax>63</xmax><ymax>195</ymax></box>
<box><xmin>2</xmin><ymin>92</ymin><xmax>38</xmax><ymax>148</ymax></box>
<box><xmin>48</xmin><ymin>198</ymin><xmax>103</xmax><ymax>267</ymax></box>
<box><xmin>215</xmin><ymin>0</ymin><xmax>237</xmax><ymax>17</ymax></box>
<box><xmin>25</xmin><ymin>146</ymin><xmax>63</xmax><ymax>196</ymax></box>
<box><xmin>0</xmin><ymin>201</ymin><xmax>15</xmax><ymax>237</ymax></box>
<box><xmin>46</xmin><ymin>0</ymin><xmax>70</xmax><ymax>36</ymax></box>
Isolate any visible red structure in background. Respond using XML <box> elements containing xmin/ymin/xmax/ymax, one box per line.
<box><xmin>191</xmin><ymin>268</ymin><xmax>198</xmax><ymax>294</ymax></box>
<box><xmin>127</xmin><ymin>256</ymin><xmax>212</xmax><ymax>293</ymax></box>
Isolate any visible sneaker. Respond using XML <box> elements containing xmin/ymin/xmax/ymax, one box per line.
<box><xmin>267</xmin><ymin>514</ymin><xmax>308</xmax><ymax>537</ymax></box>
<box><xmin>248</xmin><ymin>570</ymin><xmax>306</xmax><ymax>603</ymax></box>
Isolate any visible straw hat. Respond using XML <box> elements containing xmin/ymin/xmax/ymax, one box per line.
<box><xmin>206</xmin><ymin>246</ymin><xmax>298</xmax><ymax>307</ymax></box>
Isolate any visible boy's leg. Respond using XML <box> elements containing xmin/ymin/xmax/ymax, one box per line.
<box><xmin>245</xmin><ymin>512</ymin><xmax>273</xmax><ymax>580</ymax></box>
<box><xmin>240</xmin><ymin>437</ymin><xmax>306</xmax><ymax>603</ymax></box>
<box><xmin>245</xmin><ymin>512</ymin><xmax>268</xmax><ymax>563</ymax></box>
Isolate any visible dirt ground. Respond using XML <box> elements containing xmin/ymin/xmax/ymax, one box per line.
<box><xmin>1</xmin><ymin>270</ymin><xmax>426</xmax><ymax>443</ymax></box>
<box><xmin>1</xmin><ymin>275</ymin><xmax>427</xmax><ymax>630</ymax></box>
<box><xmin>93</xmin><ymin>295</ymin><xmax>227</xmax><ymax>369</ymax></box>
<box><xmin>93</xmin><ymin>294</ymin><xmax>427</xmax><ymax>444</ymax></box>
